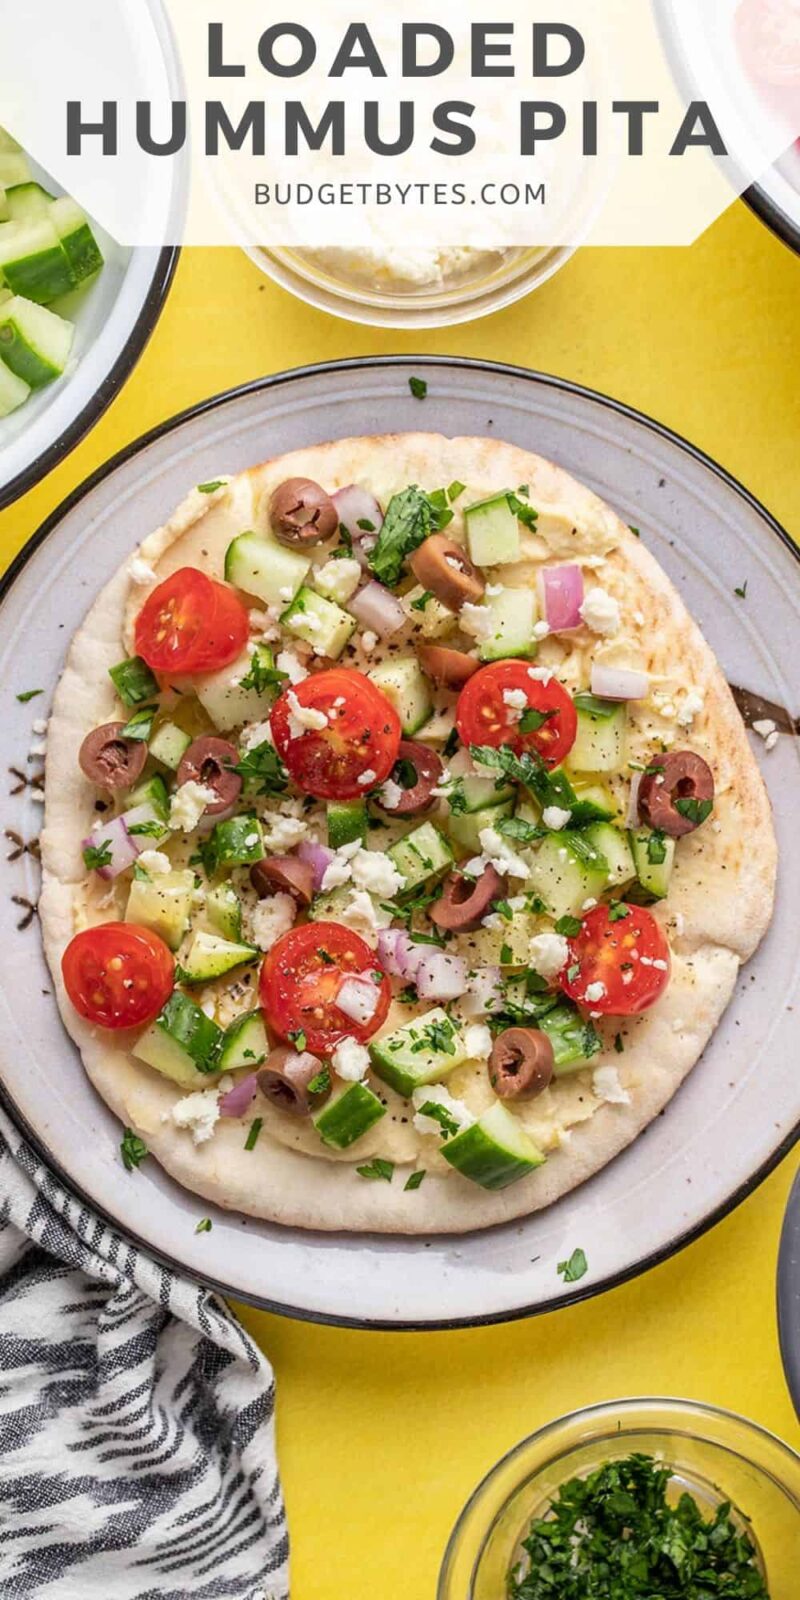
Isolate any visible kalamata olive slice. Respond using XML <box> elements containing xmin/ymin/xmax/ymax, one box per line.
<box><xmin>417</xmin><ymin>643</ymin><xmax>480</xmax><ymax>690</ymax></box>
<box><xmin>250</xmin><ymin>855</ymin><xmax>314</xmax><ymax>907</ymax></box>
<box><xmin>177</xmin><ymin>736</ymin><xmax>242</xmax><ymax>818</ymax></box>
<box><xmin>79</xmin><ymin>723</ymin><xmax>148</xmax><ymax>793</ymax></box>
<box><xmin>489</xmin><ymin>1028</ymin><xmax>554</xmax><ymax>1102</ymax></box>
<box><xmin>269</xmin><ymin>478</ymin><xmax>338</xmax><ymax>548</ymax></box>
<box><xmin>430</xmin><ymin>865</ymin><xmax>504</xmax><ymax>934</ymax></box>
<box><xmin>257</xmin><ymin>1047</ymin><xmax>331</xmax><ymax>1117</ymax></box>
<box><xmin>409</xmin><ymin>535</ymin><xmax>485</xmax><ymax>611</ymax></box>
<box><xmin>380</xmin><ymin>740</ymin><xmax>444</xmax><ymax>818</ymax></box>
<box><xmin>637</xmin><ymin>750</ymin><xmax>715</xmax><ymax>838</ymax></box>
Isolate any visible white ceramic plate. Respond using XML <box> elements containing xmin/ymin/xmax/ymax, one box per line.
<box><xmin>0</xmin><ymin>0</ymin><xmax>182</xmax><ymax>508</ymax></box>
<box><xmin>1</xmin><ymin>357</ymin><xmax>798</xmax><ymax>1329</ymax></box>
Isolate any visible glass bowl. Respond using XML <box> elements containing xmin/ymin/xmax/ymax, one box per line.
<box><xmin>438</xmin><ymin>1398</ymin><xmax>800</xmax><ymax>1600</ymax></box>
<box><xmin>244</xmin><ymin>242</ymin><xmax>576</xmax><ymax>329</ymax></box>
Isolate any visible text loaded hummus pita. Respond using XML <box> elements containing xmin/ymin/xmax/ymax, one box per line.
<box><xmin>39</xmin><ymin>434</ymin><xmax>776</xmax><ymax>1233</ymax></box>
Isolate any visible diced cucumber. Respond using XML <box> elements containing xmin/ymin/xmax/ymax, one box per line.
<box><xmin>528</xmin><ymin>831</ymin><xmax>609</xmax><ymax>919</ymax></box>
<box><xmin>218</xmin><ymin>1009</ymin><xmax>268</xmax><ymax>1071</ymax></box>
<box><xmin>126</xmin><ymin>773</ymin><xmax>170</xmax><ymax>821</ymax></box>
<box><xmin>478</xmin><ymin>586</ymin><xmax>538</xmax><ymax>662</ymax></box>
<box><xmin>0</xmin><ymin>294</ymin><xmax>73</xmax><ymax>387</ymax></box>
<box><xmin>5</xmin><ymin>183</ymin><xmax>53</xmax><ymax>223</ymax></box>
<box><xmin>463</xmin><ymin>912</ymin><xmax>538</xmax><ymax>969</ymax></box>
<box><xmin>0</xmin><ymin>355</ymin><xmax>29</xmax><ymax>416</ymax></box>
<box><xmin>48</xmin><ymin>195</ymin><xmax>104</xmax><ymax>284</ymax></box>
<box><xmin>149</xmin><ymin>721</ymin><xmax>192</xmax><ymax>771</ymax></box>
<box><xmin>201</xmin><ymin>814</ymin><xmax>263</xmax><ymax>874</ymax></box>
<box><xmin>386</xmin><ymin>821</ymin><xmax>454</xmax><ymax>896</ymax></box>
<box><xmin>280</xmin><ymin>585</ymin><xmax>355</xmax><ymax>658</ymax></box>
<box><xmin>446</xmin><ymin>799</ymin><xmax>514</xmax><ymax>857</ymax></box>
<box><xmin>307</xmin><ymin>885</ymin><xmax>353</xmax><ymax>923</ymax></box>
<box><xmin>458</xmin><ymin>773</ymin><xmax>517</xmax><ymax>813</ymax></box>
<box><xmin>369</xmin><ymin>656</ymin><xmax>432</xmax><ymax>737</ymax></box>
<box><xmin>327</xmin><ymin>798</ymin><xmax>367</xmax><ymax>850</ymax></box>
<box><xmin>539</xmin><ymin>1004</ymin><xmax>601</xmax><ymax>1076</ymax></box>
<box><xmin>583</xmin><ymin>822</ymin><xmax>636</xmax><ymax>890</ymax></box>
<box><xmin>179</xmin><ymin>931</ymin><xmax>259</xmax><ymax>984</ymax></box>
<box><xmin>629</xmin><ymin>828</ymin><xmax>675</xmax><ymax>902</ymax></box>
<box><xmin>369</xmin><ymin>1008</ymin><xmax>467</xmax><ymax>1098</ymax></box>
<box><xmin>568</xmin><ymin>694</ymin><xmax>627</xmax><ymax>774</ymax></box>
<box><xmin>313</xmin><ymin>1082</ymin><xmax>386</xmax><ymax>1149</ymax></box>
<box><xmin>572</xmin><ymin>779</ymin><xmax>618</xmax><ymax>821</ymax></box>
<box><xmin>403</xmin><ymin>585</ymin><xmax>457</xmax><ymax>639</ymax></box>
<box><xmin>206</xmin><ymin>882</ymin><xmax>243</xmax><ymax>942</ymax></box>
<box><xmin>109</xmin><ymin>655</ymin><xmax>160</xmax><ymax>707</ymax></box>
<box><xmin>224</xmin><ymin>530</ymin><xmax>310</xmax><ymax>610</ymax></box>
<box><xmin>464</xmin><ymin>493</ymin><xmax>521</xmax><ymax>567</ymax></box>
<box><xmin>125</xmin><ymin>869</ymin><xmax>195</xmax><ymax>952</ymax></box>
<box><xmin>0</xmin><ymin>218</ymin><xmax>73</xmax><ymax>302</ymax></box>
<box><xmin>196</xmin><ymin>643</ymin><xmax>281</xmax><ymax>732</ymax></box>
<box><xmin>442</xmin><ymin>1101</ymin><xmax>545</xmax><ymax>1190</ymax></box>
<box><xmin>133</xmin><ymin>992</ymin><xmax>224</xmax><ymax>1089</ymax></box>
<box><xmin>0</xmin><ymin>153</ymin><xmax>32</xmax><ymax>189</ymax></box>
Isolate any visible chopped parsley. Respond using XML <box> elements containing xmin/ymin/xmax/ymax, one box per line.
<box><xmin>629</xmin><ymin>522</ymin><xmax>641</xmax><ymax>537</ymax></box>
<box><xmin>557</xmin><ymin>1247</ymin><xmax>588</xmax><ymax>1283</ymax></box>
<box><xmin>197</xmin><ymin>480</ymin><xmax>225</xmax><ymax>494</ymax></box>
<box><xmin>128</xmin><ymin>819</ymin><xmax>165</xmax><ymax>839</ymax></box>
<box><xmin>509</xmin><ymin>1453</ymin><xmax>769</xmax><ymax>1599</ymax></box>
<box><xmin>368</xmin><ymin>484</ymin><xmax>454</xmax><ymax>587</ymax></box>
<box><xmin>120</xmin><ymin>704</ymin><xmax>158</xmax><ymax>742</ymax></box>
<box><xmin>120</xmin><ymin>1129</ymin><xmax>148</xmax><ymax>1171</ymax></box>
<box><xmin>82</xmin><ymin>839</ymin><xmax>113</xmax><ymax>871</ymax></box>
<box><xmin>414</xmin><ymin>1017</ymin><xmax>457</xmax><ymax>1056</ymax></box>
<box><xmin>442</xmin><ymin>726</ymin><xmax>460</xmax><ymax>760</ymax></box>
<box><xmin>507</xmin><ymin>491</ymin><xmax>539</xmax><ymax>530</ymax></box>
<box><xmin>554</xmin><ymin>915</ymin><xmax>582</xmax><ymax>936</ymax></box>
<box><xmin>410</xmin><ymin>589</ymin><xmax>434</xmax><ymax>612</ymax></box>
<box><xmin>519</xmin><ymin>706</ymin><xmax>554</xmax><ymax>734</ymax></box>
<box><xmin>675</xmin><ymin>796</ymin><xmax>713</xmax><ymax>825</ymax></box>
<box><xmin>470</xmin><ymin>744</ymin><xmax>609</xmax><ymax>828</ymax></box>
<box><xmin>404</xmin><ymin>1169</ymin><xmax>426</xmax><ymax>1191</ymax></box>
<box><xmin>356</xmin><ymin>518</ymin><xmax>375</xmax><ymax>533</ymax></box>
<box><xmin>356</xmin><ymin>1158</ymin><xmax>395</xmax><ymax>1182</ymax></box>
<box><xmin>417</xmin><ymin>1101</ymin><xmax>460</xmax><ymax>1138</ymax></box>
<box><xmin>497</xmin><ymin>816</ymin><xmax>545</xmax><ymax>844</ymax></box>
<box><xmin>287</xmin><ymin>1029</ymin><xmax>307</xmax><ymax>1051</ymax></box>
<box><xmin>734</xmin><ymin>580</ymin><xmax>748</xmax><ymax>599</ymax></box>
<box><xmin>492</xmin><ymin>899</ymin><xmax>514</xmax><ymax>923</ymax></box>
<box><xmin>231</xmin><ymin>741</ymin><xmax>289</xmax><ymax>796</ymax></box>
<box><xmin>333</xmin><ymin>525</ymin><xmax>354</xmax><ymax>559</ymax></box>
<box><xmin>447</xmin><ymin>480</ymin><xmax>466</xmax><ymax>502</ymax></box>
<box><xmin>647</xmin><ymin>829</ymin><xmax>668</xmax><ymax>865</ymax></box>
<box><xmin>500</xmin><ymin>942</ymin><xmax>513</xmax><ymax>965</ymax></box>
<box><xmin>16</xmin><ymin>688</ymin><xmax>43</xmax><ymax>703</ymax></box>
<box><xmin>608</xmin><ymin>901</ymin><xmax>631</xmax><ymax>922</ymax></box>
<box><xmin>614</xmin><ymin>1032</ymin><xmax>624</xmax><ymax>1053</ymax></box>
<box><xmin>408</xmin><ymin>376</ymin><xmax>427</xmax><ymax>399</ymax></box>
<box><xmin>239</xmin><ymin>652</ymin><xmax>288</xmax><ymax>696</ymax></box>
<box><xmin>308</xmin><ymin>1068</ymin><xmax>331</xmax><ymax>1096</ymax></box>
<box><xmin>245</xmin><ymin>1117</ymin><xmax>263</xmax><ymax>1152</ymax></box>
<box><xmin>195</xmin><ymin>1217</ymin><xmax>213</xmax><ymax>1233</ymax></box>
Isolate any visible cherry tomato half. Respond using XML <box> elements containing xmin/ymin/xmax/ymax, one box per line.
<box><xmin>134</xmin><ymin>568</ymin><xmax>249</xmax><ymax>676</ymax></box>
<box><xmin>62</xmin><ymin>922</ymin><xmax>175</xmax><ymax>1031</ymax></box>
<box><xmin>456</xmin><ymin>661</ymin><xmax>577</xmax><ymax>768</ymax></box>
<box><xmin>559</xmin><ymin>903</ymin><xmax>671</xmax><ymax>1017</ymax></box>
<box><xmin>270</xmin><ymin>668</ymin><xmax>402</xmax><ymax>801</ymax></box>
<box><xmin>260</xmin><ymin>922</ymin><xmax>391</xmax><ymax>1054</ymax></box>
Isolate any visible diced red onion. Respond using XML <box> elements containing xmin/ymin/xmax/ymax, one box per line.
<box><xmin>591</xmin><ymin>663</ymin><xmax>650</xmax><ymax>702</ymax></box>
<box><xmin>332</xmin><ymin>486</ymin><xmax>384</xmax><ymax>571</ymax></box>
<box><xmin>462</xmin><ymin>966</ymin><xmax>504</xmax><ymax>1017</ymax></box>
<box><xmin>349</xmin><ymin>581</ymin><xmax>406</xmax><ymax>639</ymax></box>
<box><xmin>539</xmin><ymin>564</ymin><xmax>584</xmax><ymax>632</ymax></box>
<box><xmin>298</xmin><ymin>840</ymin><xmax>334</xmax><ymax>891</ymax></box>
<box><xmin>378</xmin><ymin>929</ymin><xmax>426</xmax><ymax>983</ymax></box>
<box><xmin>336</xmin><ymin>975</ymin><xmax>380</xmax><ymax>1025</ymax></box>
<box><xmin>415</xmin><ymin>951</ymin><xmax>469</xmax><ymax>1002</ymax></box>
<box><xmin>626</xmin><ymin>771</ymin><xmax>643</xmax><ymax>827</ymax></box>
<box><xmin>219</xmin><ymin>1073</ymin><xmax>258</xmax><ymax>1118</ymax></box>
<box><xmin>82</xmin><ymin>814</ymin><xmax>139</xmax><ymax>881</ymax></box>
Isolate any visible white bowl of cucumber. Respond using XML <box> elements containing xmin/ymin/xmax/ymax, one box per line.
<box><xmin>0</xmin><ymin>127</ymin><xmax>178</xmax><ymax>510</ymax></box>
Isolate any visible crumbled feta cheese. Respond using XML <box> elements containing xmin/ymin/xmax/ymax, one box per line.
<box><xmin>128</xmin><ymin>555</ymin><xmax>158</xmax><ymax>586</ymax></box>
<box><xmin>542</xmin><ymin>805</ymin><xmax>572</xmax><ymax>831</ymax></box>
<box><xmin>464</xmin><ymin>1023</ymin><xmax>493</xmax><ymax>1061</ymax></box>
<box><xmin>169</xmin><ymin>781</ymin><xmax>215</xmax><ymax>833</ymax></box>
<box><xmin>503</xmin><ymin>687</ymin><xmax>528</xmax><ymax>712</ymax></box>
<box><xmin>476</xmin><ymin>826</ymin><xmax>530</xmax><ymax>880</ymax></box>
<box><xmin>321</xmin><ymin>839</ymin><xmax>361</xmax><ymax>891</ymax></box>
<box><xmin>262</xmin><ymin>812</ymin><xmax>308</xmax><ymax>853</ymax></box>
<box><xmin>379</xmin><ymin>777</ymin><xmax>404</xmax><ymax>811</ymax></box>
<box><xmin>529</xmin><ymin>932</ymin><xmax>569</xmax><ymax>982</ymax></box>
<box><xmin>28</xmin><ymin>740</ymin><xmax>47</xmax><ymax>758</ymax></box>
<box><xmin>249</xmin><ymin>607</ymin><xmax>282</xmax><ymax>642</ymax></box>
<box><xmin>171</xmin><ymin>1076</ymin><xmax>233</xmax><ymax>1145</ymax></box>
<box><xmin>137</xmin><ymin>850</ymin><xmax>171</xmax><ymax>876</ymax></box>
<box><xmin>357</xmin><ymin>768</ymin><xmax>377</xmax><ymax>787</ymax></box>
<box><xmin>286</xmin><ymin>688</ymin><xmax>328</xmax><ymax>740</ymax></box>
<box><xmin>592</xmin><ymin>1065</ymin><xmax>631</xmax><ymax>1105</ymax></box>
<box><xmin>580</xmin><ymin>586</ymin><xmax>621</xmax><ymax>637</ymax></box>
<box><xmin>677</xmin><ymin>688</ymin><xmax>705</xmax><ymax>729</ymax></box>
<box><xmin>527</xmin><ymin>664</ymin><xmax>554</xmax><ymax>685</ymax></box>
<box><xmin>314</xmin><ymin>558</ymin><xmax>362</xmax><ymax>605</ymax></box>
<box><xmin>412</xmin><ymin>1083</ymin><xmax>474</xmax><ymax>1137</ymax></box>
<box><xmin>459</xmin><ymin>602</ymin><xmax>494</xmax><ymax>641</ymax></box>
<box><xmin>32</xmin><ymin>718</ymin><xmax>48</xmax><ymax>736</ymax></box>
<box><xmin>532</xmin><ymin>620</ymin><xmax>550</xmax><ymax>640</ymax></box>
<box><xmin>275</xmin><ymin>649</ymin><xmax>308</xmax><ymax>685</ymax></box>
<box><xmin>752</xmin><ymin>719</ymin><xmax>778</xmax><ymax>751</ymax></box>
<box><xmin>241</xmin><ymin>719</ymin><xmax>274</xmax><ymax>752</ymax></box>
<box><xmin>360</xmin><ymin>631</ymin><xmax>379</xmax><ymax>654</ymax></box>
<box><xmin>248</xmin><ymin>892</ymin><xmax>296</xmax><ymax>950</ymax></box>
<box><xmin>585</xmin><ymin>981</ymin><xmax>607</xmax><ymax>1003</ymax></box>
<box><xmin>337</xmin><ymin>888</ymin><xmax>393</xmax><ymax>942</ymax></box>
<box><xmin>765</xmin><ymin>730</ymin><xmax>779</xmax><ymax>752</ymax></box>
<box><xmin>485</xmin><ymin>583</ymin><xmax>503</xmax><ymax>597</ymax></box>
<box><xmin>351</xmin><ymin>849</ymin><xmax>406</xmax><ymax>899</ymax></box>
<box><xmin>331</xmin><ymin>1037</ymin><xmax>370</xmax><ymax>1082</ymax></box>
<box><xmin>336</xmin><ymin>975</ymin><xmax>380</xmax><ymax>1026</ymax></box>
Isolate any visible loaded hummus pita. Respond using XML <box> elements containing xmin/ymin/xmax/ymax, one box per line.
<box><xmin>38</xmin><ymin>434</ymin><xmax>777</xmax><ymax>1234</ymax></box>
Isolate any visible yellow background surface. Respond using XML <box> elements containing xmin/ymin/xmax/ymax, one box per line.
<box><xmin>2</xmin><ymin>200</ymin><xmax>799</xmax><ymax>1597</ymax></box>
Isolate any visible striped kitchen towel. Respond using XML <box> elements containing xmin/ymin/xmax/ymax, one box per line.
<box><xmin>0</xmin><ymin>1105</ymin><xmax>289</xmax><ymax>1599</ymax></box>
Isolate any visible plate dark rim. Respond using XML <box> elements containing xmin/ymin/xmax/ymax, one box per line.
<box><xmin>2</xmin><ymin>353</ymin><xmax>798</xmax><ymax>1332</ymax></box>
<box><xmin>0</xmin><ymin>246</ymin><xmax>180</xmax><ymax>514</ymax></box>
<box><xmin>778</xmin><ymin>1169</ymin><xmax>800</xmax><ymax>1418</ymax></box>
